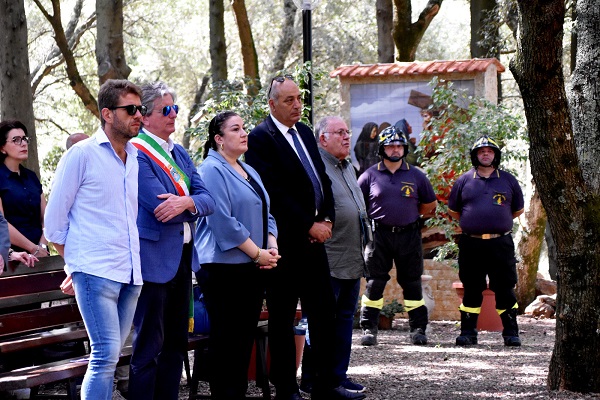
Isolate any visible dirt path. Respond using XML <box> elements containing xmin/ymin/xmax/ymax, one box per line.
<box><xmin>186</xmin><ymin>317</ymin><xmax>600</xmax><ymax>400</ymax></box>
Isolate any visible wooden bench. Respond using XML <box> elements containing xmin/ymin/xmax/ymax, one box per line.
<box><xmin>1</xmin><ymin>335</ymin><xmax>209</xmax><ymax>399</ymax></box>
<box><xmin>0</xmin><ymin>256</ymin><xmax>88</xmax><ymax>398</ymax></box>
<box><xmin>0</xmin><ymin>256</ymin><xmax>210</xmax><ymax>399</ymax></box>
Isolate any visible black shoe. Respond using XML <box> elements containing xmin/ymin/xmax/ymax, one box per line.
<box><xmin>340</xmin><ymin>378</ymin><xmax>366</xmax><ymax>393</ymax></box>
<box><xmin>299</xmin><ymin>379</ymin><xmax>313</xmax><ymax>394</ymax></box>
<box><xmin>456</xmin><ymin>334</ymin><xmax>478</xmax><ymax>346</ymax></box>
<box><xmin>274</xmin><ymin>393</ymin><xmax>305</xmax><ymax>400</ymax></box>
<box><xmin>312</xmin><ymin>385</ymin><xmax>366</xmax><ymax>400</ymax></box>
<box><xmin>503</xmin><ymin>335</ymin><xmax>521</xmax><ymax>347</ymax></box>
<box><xmin>410</xmin><ymin>328</ymin><xmax>428</xmax><ymax>345</ymax></box>
<box><xmin>360</xmin><ymin>328</ymin><xmax>377</xmax><ymax>346</ymax></box>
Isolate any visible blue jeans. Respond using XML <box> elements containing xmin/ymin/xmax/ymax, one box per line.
<box><xmin>302</xmin><ymin>277</ymin><xmax>360</xmax><ymax>384</ymax></box>
<box><xmin>72</xmin><ymin>272</ymin><xmax>141</xmax><ymax>400</ymax></box>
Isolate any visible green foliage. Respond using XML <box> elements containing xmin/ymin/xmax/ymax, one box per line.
<box><xmin>41</xmin><ymin>145</ymin><xmax>65</xmax><ymax>191</ymax></box>
<box><xmin>186</xmin><ymin>62</ymin><xmax>327</xmax><ymax>163</ymax></box>
<box><xmin>380</xmin><ymin>299</ymin><xmax>405</xmax><ymax>318</ymax></box>
<box><xmin>418</xmin><ymin>77</ymin><xmax>528</xmax><ymax>261</ymax></box>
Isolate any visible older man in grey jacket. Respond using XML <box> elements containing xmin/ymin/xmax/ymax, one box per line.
<box><xmin>300</xmin><ymin>116</ymin><xmax>369</xmax><ymax>395</ymax></box>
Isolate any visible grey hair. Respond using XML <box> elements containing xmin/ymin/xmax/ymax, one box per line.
<box><xmin>140</xmin><ymin>81</ymin><xmax>177</xmax><ymax>116</ymax></box>
<box><xmin>314</xmin><ymin>116</ymin><xmax>344</xmax><ymax>140</ymax></box>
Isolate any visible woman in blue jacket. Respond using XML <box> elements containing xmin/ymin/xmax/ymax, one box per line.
<box><xmin>195</xmin><ymin>111</ymin><xmax>280</xmax><ymax>400</ymax></box>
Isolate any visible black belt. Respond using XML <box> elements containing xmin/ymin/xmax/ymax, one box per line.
<box><xmin>464</xmin><ymin>231</ymin><xmax>511</xmax><ymax>240</ymax></box>
<box><xmin>375</xmin><ymin>220</ymin><xmax>419</xmax><ymax>233</ymax></box>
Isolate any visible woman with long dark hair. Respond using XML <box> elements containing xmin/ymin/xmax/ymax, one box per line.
<box><xmin>354</xmin><ymin>122</ymin><xmax>379</xmax><ymax>176</ymax></box>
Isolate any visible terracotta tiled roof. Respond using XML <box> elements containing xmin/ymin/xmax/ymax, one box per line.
<box><xmin>330</xmin><ymin>58</ymin><xmax>505</xmax><ymax>78</ymax></box>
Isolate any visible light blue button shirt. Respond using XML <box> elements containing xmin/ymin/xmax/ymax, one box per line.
<box><xmin>44</xmin><ymin>128</ymin><xmax>142</xmax><ymax>285</ymax></box>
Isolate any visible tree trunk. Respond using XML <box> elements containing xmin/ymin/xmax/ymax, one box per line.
<box><xmin>510</xmin><ymin>0</ymin><xmax>600</xmax><ymax>392</ymax></box>
<box><xmin>270</xmin><ymin>0</ymin><xmax>297</xmax><ymax>74</ymax></box>
<box><xmin>470</xmin><ymin>0</ymin><xmax>499</xmax><ymax>58</ymax></box>
<box><xmin>376</xmin><ymin>0</ymin><xmax>394</xmax><ymax>63</ymax></box>
<box><xmin>392</xmin><ymin>0</ymin><xmax>443</xmax><ymax>62</ymax></box>
<box><xmin>95</xmin><ymin>0</ymin><xmax>131</xmax><ymax>84</ymax></box>
<box><xmin>183</xmin><ymin>75</ymin><xmax>210</xmax><ymax>150</ymax></box>
<box><xmin>0</xmin><ymin>0</ymin><xmax>40</xmax><ymax>174</ymax></box>
<box><xmin>33</xmin><ymin>0</ymin><xmax>99</xmax><ymax>119</ymax></box>
<box><xmin>516</xmin><ymin>186</ymin><xmax>546</xmax><ymax>312</ymax></box>
<box><xmin>569</xmin><ymin>0</ymin><xmax>577</xmax><ymax>73</ymax></box>
<box><xmin>209</xmin><ymin>0</ymin><xmax>228</xmax><ymax>84</ymax></box>
<box><xmin>231</xmin><ymin>0</ymin><xmax>260</xmax><ymax>97</ymax></box>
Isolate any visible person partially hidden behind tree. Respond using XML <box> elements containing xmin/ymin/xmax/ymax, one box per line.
<box><xmin>448</xmin><ymin>136</ymin><xmax>524</xmax><ymax>347</ymax></box>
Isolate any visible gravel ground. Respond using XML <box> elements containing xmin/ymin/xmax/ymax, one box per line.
<box><xmin>22</xmin><ymin>316</ymin><xmax>600</xmax><ymax>400</ymax></box>
<box><xmin>184</xmin><ymin>316</ymin><xmax>600</xmax><ymax>400</ymax></box>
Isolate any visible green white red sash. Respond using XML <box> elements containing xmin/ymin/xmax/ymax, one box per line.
<box><xmin>131</xmin><ymin>132</ymin><xmax>191</xmax><ymax>196</ymax></box>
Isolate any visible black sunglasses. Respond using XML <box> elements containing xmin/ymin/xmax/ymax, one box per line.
<box><xmin>160</xmin><ymin>105</ymin><xmax>179</xmax><ymax>116</ymax></box>
<box><xmin>109</xmin><ymin>105</ymin><xmax>148</xmax><ymax>116</ymax></box>
<box><xmin>267</xmin><ymin>74</ymin><xmax>294</xmax><ymax>99</ymax></box>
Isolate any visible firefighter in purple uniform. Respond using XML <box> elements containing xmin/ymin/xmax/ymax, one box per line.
<box><xmin>358</xmin><ymin>126</ymin><xmax>437</xmax><ymax>346</ymax></box>
<box><xmin>448</xmin><ymin>136</ymin><xmax>524</xmax><ymax>347</ymax></box>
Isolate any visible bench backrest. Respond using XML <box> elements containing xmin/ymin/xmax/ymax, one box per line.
<box><xmin>0</xmin><ymin>255</ymin><xmax>82</xmax><ymax>338</ymax></box>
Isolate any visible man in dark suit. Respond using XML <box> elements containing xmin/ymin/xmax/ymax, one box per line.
<box><xmin>246</xmin><ymin>76</ymin><xmax>366</xmax><ymax>400</ymax></box>
<box><xmin>128</xmin><ymin>81</ymin><xmax>215</xmax><ymax>400</ymax></box>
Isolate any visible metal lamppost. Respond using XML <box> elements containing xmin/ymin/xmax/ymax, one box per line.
<box><xmin>293</xmin><ymin>0</ymin><xmax>320</xmax><ymax>126</ymax></box>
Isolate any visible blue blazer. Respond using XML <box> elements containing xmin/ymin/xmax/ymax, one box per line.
<box><xmin>137</xmin><ymin>143</ymin><xmax>215</xmax><ymax>283</ymax></box>
<box><xmin>0</xmin><ymin>211</ymin><xmax>9</xmax><ymax>265</ymax></box>
<box><xmin>195</xmin><ymin>149</ymin><xmax>277</xmax><ymax>265</ymax></box>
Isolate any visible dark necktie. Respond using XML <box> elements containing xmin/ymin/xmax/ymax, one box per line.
<box><xmin>289</xmin><ymin>128</ymin><xmax>323</xmax><ymax>211</ymax></box>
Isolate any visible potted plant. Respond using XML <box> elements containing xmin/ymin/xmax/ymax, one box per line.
<box><xmin>378</xmin><ymin>299</ymin><xmax>405</xmax><ymax>330</ymax></box>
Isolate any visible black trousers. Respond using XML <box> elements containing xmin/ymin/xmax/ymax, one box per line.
<box><xmin>265</xmin><ymin>241</ymin><xmax>337</xmax><ymax>397</ymax></box>
<box><xmin>361</xmin><ymin>226</ymin><xmax>425</xmax><ymax>330</ymax></box>
<box><xmin>458</xmin><ymin>234</ymin><xmax>518</xmax><ymax>311</ymax></box>
<box><xmin>129</xmin><ymin>243</ymin><xmax>192</xmax><ymax>400</ymax></box>
<box><xmin>202</xmin><ymin>262</ymin><xmax>265</xmax><ymax>400</ymax></box>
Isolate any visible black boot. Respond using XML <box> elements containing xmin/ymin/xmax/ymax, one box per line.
<box><xmin>500</xmin><ymin>308</ymin><xmax>521</xmax><ymax>346</ymax></box>
<box><xmin>456</xmin><ymin>310</ymin><xmax>478</xmax><ymax>346</ymax></box>
<box><xmin>408</xmin><ymin>305</ymin><xmax>428</xmax><ymax>345</ymax></box>
<box><xmin>359</xmin><ymin>306</ymin><xmax>380</xmax><ymax>346</ymax></box>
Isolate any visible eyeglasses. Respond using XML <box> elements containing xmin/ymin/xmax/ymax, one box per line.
<box><xmin>109</xmin><ymin>105</ymin><xmax>148</xmax><ymax>116</ymax></box>
<box><xmin>160</xmin><ymin>105</ymin><xmax>179</xmax><ymax>116</ymax></box>
<box><xmin>324</xmin><ymin>129</ymin><xmax>352</xmax><ymax>137</ymax></box>
<box><xmin>10</xmin><ymin>136</ymin><xmax>30</xmax><ymax>145</ymax></box>
<box><xmin>267</xmin><ymin>74</ymin><xmax>294</xmax><ymax>99</ymax></box>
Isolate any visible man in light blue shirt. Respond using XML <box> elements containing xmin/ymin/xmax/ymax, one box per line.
<box><xmin>45</xmin><ymin>79</ymin><xmax>146</xmax><ymax>400</ymax></box>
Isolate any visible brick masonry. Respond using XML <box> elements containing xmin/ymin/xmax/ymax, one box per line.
<box><xmin>359</xmin><ymin>260</ymin><xmax>461</xmax><ymax>321</ymax></box>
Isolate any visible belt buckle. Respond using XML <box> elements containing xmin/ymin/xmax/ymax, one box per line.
<box><xmin>481</xmin><ymin>233</ymin><xmax>492</xmax><ymax>240</ymax></box>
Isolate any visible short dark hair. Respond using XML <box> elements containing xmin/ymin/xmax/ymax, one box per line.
<box><xmin>0</xmin><ymin>120</ymin><xmax>28</xmax><ymax>162</ymax></box>
<box><xmin>203</xmin><ymin>111</ymin><xmax>239</xmax><ymax>159</ymax></box>
<box><xmin>98</xmin><ymin>79</ymin><xmax>143</xmax><ymax>128</ymax></box>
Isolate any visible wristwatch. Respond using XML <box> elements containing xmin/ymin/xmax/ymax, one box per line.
<box><xmin>39</xmin><ymin>243</ymin><xmax>49</xmax><ymax>252</ymax></box>
<box><xmin>323</xmin><ymin>217</ymin><xmax>333</xmax><ymax>224</ymax></box>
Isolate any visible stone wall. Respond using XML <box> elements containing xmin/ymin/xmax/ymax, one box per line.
<box><xmin>359</xmin><ymin>260</ymin><xmax>461</xmax><ymax>321</ymax></box>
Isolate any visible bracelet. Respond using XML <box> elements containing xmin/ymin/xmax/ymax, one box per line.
<box><xmin>252</xmin><ymin>247</ymin><xmax>262</xmax><ymax>264</ymax></box>
<box><xmin>8</xmin><ymin>248</ymin><xmax>13</xmax><ymax>261</ymax></box>
<box><xmin>269</xmin><ymin>247</ymin><xmax>278</xmax><ymax>250</ymax></box>
<box><xmin>32</xmin><ymin>245</ymin><xmax>40</xmax><ymax>257</ymax></box>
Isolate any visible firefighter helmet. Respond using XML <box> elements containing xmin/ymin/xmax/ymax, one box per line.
<box><xmin>470</xmin><ymin>136</ymin><xmax>501</xmax><ymax>167</ymax></box>
<box><xmin>378</xmin><ymin>126</ymin><xmax>408</xmax><ymax>160</ymax></box>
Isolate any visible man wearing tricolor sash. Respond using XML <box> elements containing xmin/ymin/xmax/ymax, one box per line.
<box><xmin>128</xmin><ymin>82</ymin><xmax>215</xmax><ymax>400</ymax></box>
